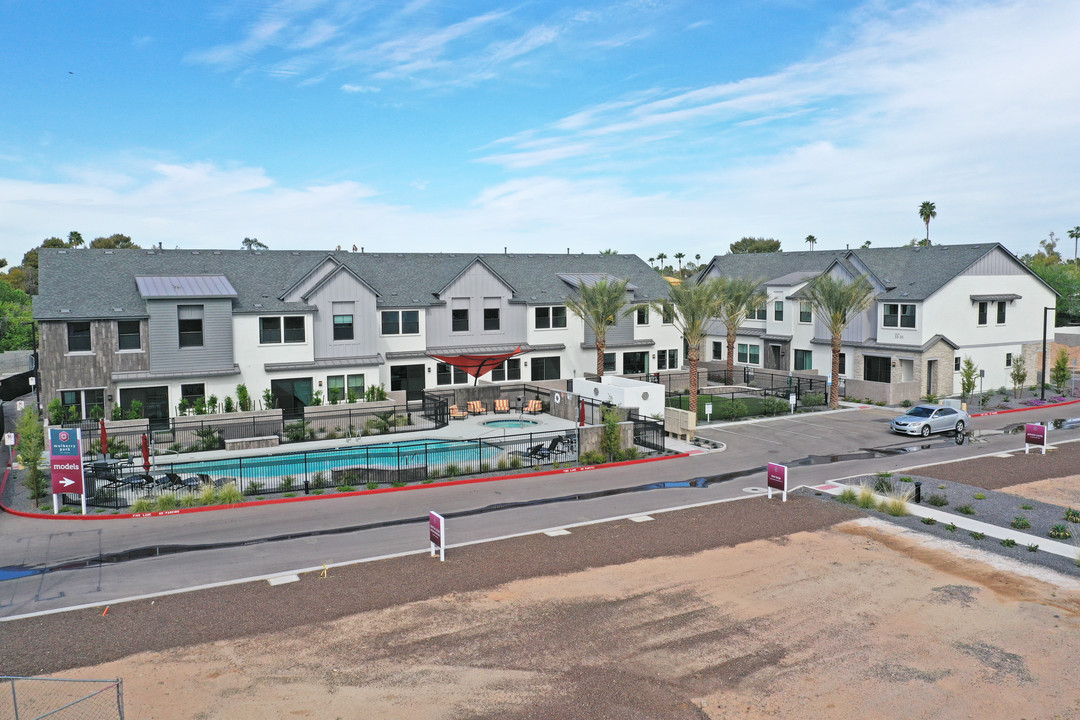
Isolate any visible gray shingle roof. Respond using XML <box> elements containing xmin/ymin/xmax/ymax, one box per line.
<box><xmin>34</xmin><ymin>249</ymin><xmax>670</xmax><ymax>321</ymax></box>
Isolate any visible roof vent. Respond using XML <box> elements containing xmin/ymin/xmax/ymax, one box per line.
<box><xmin>60</xmin><ymin>308</ymin><xmax>70</xmax><ymax>313</ymax></box>
<box><xmin>147</xmin><ymin>251</ymin><xmax>156</xmax><ymax>255</ymax></box>
<box><xmin>113</xmin><ymin>307</ymin><xmax>123</xmax><ymax>312</ymax></box>
<box><xmin>291</xmin><ymin>252</ymin><xmax>299</xmax><ymax>256</ymax></box>
<box><xmin>213</xmin><ymin>251</ymin><xmax>221</xmax><ymax>255</ymax></box>
<box><xmin>192</xmin><ymin>250</ymin><xmax>200</xmax><ymax>255</ymax></box>
<box><xmin>261</xmin><ymin>294</ymin><xmax>269</xmax><ymax>298</ymax></box>
<box><xmin>397</xmin><ymin>254</ymin><xmax>404</xmax><ymax>258</ymax></box>
<box><xmin>254</xmin><ymin>303</ymin><xmax>263</xmax><ymax>308</ymax></box>
<box><xmin>104</xmin><ymin>250</ymin><xmax>114</xmax><ymax>255</ymax></box>
<box><xmin>58</xmin><ymin>250</ymin><xmax>67</xmax><ymax>254</ymax></box>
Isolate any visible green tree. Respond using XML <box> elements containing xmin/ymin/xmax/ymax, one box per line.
<box><xmin>16</xmin><ymin>407</ymin><xmax>47</xmax><ymax>507</ymax></box>
<box><xmin>919</xmin><ymin>201</ymin><xmax>937</xmax><ymax>242</ymax></box>
<box><xmin>564</xmin><ymin>277</ymin><xmax>635</xmax><ymax>377</ymax></box>
<box><xmin>729</xmin><ymin>237</ymin><xmax>781</xmax><ymax>254</ymax></box>
<box><xmin>959</xmin><ymin>356</ymin><xmax>979</xmax><ymax>404</ymax></box>
<box><xmin>1069</xmin><ymin>226</ymin><xmax>1080</xmax><ymax>266</ymax></box>
<box><xmin>1010</xmin><ymin>355</ymin><xmax>1028</xmax><ymax>399</ymax></box>
<box><xmin>1051</xmin><ymin>347</ymin><xmax>1072</xmax><ymax>394</ymax></box>
<box><xmin>802</xmin><ymin>274</ymin><xmax>877</xmax><ymax>409</ymax></box>
<box><xmin>89</xmin><ymin>234</ymin><xmax>138</xmax><ymax>249</ymax></box>
<box><xmin>242</xmin><ymin>237</ymin><xmax>269</xmax><ymax>251</ymax></box>
<box><xmin>805</xmin><ymin>235</ymin><xmax>817</xmax><ymax>251</ymax></box>
<box><xmin>0</xmin><ymin>279</ymin><xmax>33</xmax><ymax>350</ymax></box>
<box><xmin>599</xmin><ymin>248</ymin><xmax>618</xmax><ymax>255</ymax></box>
<box><xmin>717</xmin><ymin>277</ymin><xmax>767</xmax><ymax>380</ymax></box>
<box><xmin>652</xmin><ymin>277</ymin><xmax>726</xmax><ymax>416</ymax></box>
<box><xmin>861</xmin><ymin>240</ymin><xmax>872</xmax><ymax>249</ymax></box>
<box><xmin>655</xmin><ymin>252</ymin><xmax>668</xmax><ymax>273</ymax></box>
<box><xmin>674</xmin><ymin>252</ymin><xmax>685</xmax><ymax>272</ymax></box>
<box><xmin>1025</xmin><ymin>255</ymin><xmax>1080</xmax><ymax>319</ymax></box>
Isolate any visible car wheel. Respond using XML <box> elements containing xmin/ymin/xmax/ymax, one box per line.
<box><xmin>955</xmin><ymin>420</ymin><xmax>965</xmax><ymax>434</ymax></box>
<box><xmin>920</xmin><ymin>425</ymin><xmax>931</xmax><ymax>437</ymax></box>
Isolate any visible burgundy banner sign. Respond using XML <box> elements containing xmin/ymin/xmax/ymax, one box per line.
<box><xmin>49</xmin><ymin>427</ymin><xmax>84</xmax><ymax>495</ymax></box>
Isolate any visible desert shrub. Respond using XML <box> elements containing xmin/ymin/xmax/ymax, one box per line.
<box><xmin>898</xmin><ymin>476</ymin><xmax>913</xmax><ymax>483</ymax></box>
<box><xmin>926</xmin><ymin>494</ymin><xmax>948</xmax><ymax>507</ymax></box>
<box><xmin>1001</xmin><ymin>538</ymin><xmax>1017</xmax><ymax>548</ymax></box>
<box><xmin>180</xmin><ymin>495</ymin><xmax>200</xmax><ymax>508</ymax></box>
<box><xmin>836</xmin><ymin>487</ymin><xmax>858</xmax><ymax>504</ymax></box>
<box><xmin>856</xmin><ymin>484</ymin><xmax>877</xmax><ymax>509</ymax></box>
<box><xmin>973</xmin><ymin>492</ymin><xmax>987</xmax><ymax>500</ymax></box>
<box><xmin>198</xmin><ymin>485</ymin><xmax>217</xmax><ymax>506</ymax></box>
<box><xmin>879</xmin><ymin>488</ymin><xmax>912</xmax><ymax>517</ymax></box>
<box><xmin>1010</xmin><ymin>516</ymin><xmax>1031</xmax><ymax>529</ymax></box>
<box><xmin>243</xmin><ymin>481</ymin><xmax>264</xmax><ymax>496</ymax></box>
<box><xmin>510</xmin><ymin>456</ymin><xmax>523</xmax><ymax>469</ymax></box>
<box><xmin>446</xmin><ymin>463</ymin><xmax>461</xmax><ymax>477</ymax></box>
<box><xmin>1020</xmin><ymin>503</ymin><xmax>1033</xmax><ymax>510</ymax></box>
<box><xmin>873</xmin><ymin>477</ymin><xmax>894</xmax><ymax>495</ymax></box>
<box><xmin>366</xmin><ymin>482</ymin><xmax>379</xmax><ymax>490</ymax></box>
<box><xmin>1065</xmin><ymin>508</ymin><xmax>1080</xmax><ymax>523</ymax></box>
<box><xmin>131</xmin><ymin>498</ymin><xmax>154</xmax><ymax>513</ymax></box>
<box><xmin>956</xmin><ymin>504</ymin><xmax>976</xmax><ymax>515</ymax></box>
<box><xmin>281</xmin><ymin>475</ymin><xmax>295</xmax><ymax>493</ymax></box>
<box><xmin>218</xmin><ymin>484</ymin><xmax>244</xmax><ymax>504</ymax></box>
<box><xmin>155</xmin><ymin>494</ymin><xmax>179</xmax><ymax>511</ymax></box>
<box><xmin>1028</xmin><ymin>544</ymin><xmax>1039</xmax><ymax>552</ymax></box>
<box><xmin>580</xmin><ymin>450</ymin><xmax>606</xmax><ymax>465</ymax></box>
<box><xmin>1049</xmin><ymin>524</ymin><xmax>1072</xmax><ymax>539</ymax></box>
<box><xmin>497</xmin><ymin>457</ymin><xmax>509</xmax><ymax>470</ymax></box>
<box><xmin>946</xmin><ymin>523</ymin><xmax>957</xmax><ymax>532</ymax></box>
<box><xmin>337</xmin><ymin>485</ymin><xmax>355</xmax><ymax>493</ymax></box>
<box><xmin>312</xmin><ymin>471</ymin><xmax>329</xmax><ymax>489</ymax></box>
<box><xmin>969</xmin><ymin>531</ymin><xmax>986</xmax><ymax>541</ymax></box>
<box><xmin>921</xmin><ymin>517</ymin><xmax>937</xmax><ymax>525</ymax></box>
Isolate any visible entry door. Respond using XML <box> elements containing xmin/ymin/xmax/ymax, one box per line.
<box><xmin>390</xmin><ymin>364</ymin><xmax>426</xmax><ymax>401</ymax></box>
<box><xmin>271</xmin><ymin>378</ymin><xmax>313</xmax><ymax>419</ymax></box>
<box><xmin>926</xmin><ymin>359</ymin><xmax>937</xmax><ymax>395</ymax></box>
<box><xmin>770</xmin><ymin>344</ymin><xmax>781</xmax><ymax>370</ymax></box>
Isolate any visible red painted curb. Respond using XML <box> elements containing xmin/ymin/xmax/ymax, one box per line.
<box><xmin>971</xmin><ymin>397</ymin><xmax>1080</xmax><ymax>417</ymax></box>
<box><xmin>1</xmin><ymin>449</ymin><xmax>691</xmax><ymax>521</ymax></box>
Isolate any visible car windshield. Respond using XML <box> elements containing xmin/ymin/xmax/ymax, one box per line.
<box><xmin>906</xmin><ymin>407</ymin><xmax>934</xmax><ymax>418</ymax></box>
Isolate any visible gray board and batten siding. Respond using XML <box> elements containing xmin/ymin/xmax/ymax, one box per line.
<box><xmin>146</xmin><ymin>298</ymin><xmax>235</xmax><ymax>373</ymax></box>
<box><xmin>425</xmin><ymin>261</ymin><xmax>526</xmax><ymax>347</ymax></box>
<box><xmin>299</xmin><ymin>267</ymin><xmax>380</xmax><ymax>358</ymax></box>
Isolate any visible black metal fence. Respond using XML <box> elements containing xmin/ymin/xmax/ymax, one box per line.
<box><xmin>2</xmin><ymin>676</ymin><xmax>125</xmax><ymax>719</ymax></box>
<box><xmin>628</xmin><ymin>411</ymin><xmax>665</xmax><ymax>452</ymax></box>
<box><xmin>65</xmin><ymin>393</ymin><xmax>450</xmax><ymax>461</ymax></box>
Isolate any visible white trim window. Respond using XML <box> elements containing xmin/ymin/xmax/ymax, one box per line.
<box><xmin>737</xmin><ymin>343</ymin><xmax>760</xmax><ymax>365</ymax></box>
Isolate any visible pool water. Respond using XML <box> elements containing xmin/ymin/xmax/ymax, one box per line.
<box><xmin>483</xmin><ymin>419</ymin><xmax>539</xmax><ymax>429</ymax></box>
<box><xmin>169</xmin><ymin>438</ymin><xmax>501</xmax><ymax>480</ymax></box>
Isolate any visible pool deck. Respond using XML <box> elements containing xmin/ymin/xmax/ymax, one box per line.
<box><xmin>145</xmin><ymin>411</ymin><xmax>582</xmax><ymax>469</ymax></box>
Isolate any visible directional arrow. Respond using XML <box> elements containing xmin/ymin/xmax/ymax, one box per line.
<box><xmin>59</xmin><ymin>477</ymin><xmax>76</xmax><ymax>488</ymax></box>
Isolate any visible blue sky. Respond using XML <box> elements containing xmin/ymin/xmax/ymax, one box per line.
<box><xmin>2</xmin><ymin>0</ymin><xmax>1079</xmax><ymax>264</ymax></box>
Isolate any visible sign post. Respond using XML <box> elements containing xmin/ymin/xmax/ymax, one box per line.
<box><xmin>49</xmin><ymin>428</ymin><xmax>86</xmax><ymax>515</ymax></box>
<box><xmin>766</xmin><ymin>462</ymin><xmax>788</xmax><ymax>502</ymax></box>
<box><xmin>705</xmin><ymin>402</ymin><xmax>713</xmax><ymax>423</ymax></box>
<box><xmin>789</xmin><ymin>394</ymin><xmax>796</xmax><ymax>415</ymax></box>
<box><xmin>1024</xmin><ymin>423</ymin><xmax>1047</xmax><ymax>455</ymax></box>
<box><xmin>429</xmin><ymin>511</ymin><xmax>445</xmax><ymax>562</ymax></box>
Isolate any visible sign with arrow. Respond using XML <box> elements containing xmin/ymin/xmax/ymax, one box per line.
<box><xmin>49</xmin><ymin>427</ymin><xmax>85</xmax><ymax>495</ymax></box>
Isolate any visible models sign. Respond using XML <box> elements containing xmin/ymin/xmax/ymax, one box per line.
<box><xmin>1024</xmin><ymin>423</ymin><xmax>1047</xmax><ymax>455</ymax></box>
<box><xmin>766</xmin><ymin>462</ymin><xmax>788</xmax><ymax>502</ymax></box>
<box><xmin>49</xmin><ymin>427</ymin><xmax>85</xmax><ymax>495</ymax></box>
<box><xmin>429</xmin><ymin>511</ymin><xmax>445</xmax><ymax>562</ymax></box>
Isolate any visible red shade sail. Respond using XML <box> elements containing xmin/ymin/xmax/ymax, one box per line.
<box><xmin>427</xmin><ymin>346</ymin><xmax>528</xmax><ymax>385</ymax></box>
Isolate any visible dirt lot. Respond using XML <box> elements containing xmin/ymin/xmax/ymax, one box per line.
<box><xmin>52</xmin><ymin>515</ymin><xmax>1080</xmax><ymax>720</ymax></box>
<box><xmin>999</xmin><ymin>473</ymin><xmax>1080</xmax><ymax>510</ymax></box>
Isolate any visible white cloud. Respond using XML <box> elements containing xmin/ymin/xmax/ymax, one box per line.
<box><xmin>341</xmin><ymin>83</ymin><xmax>380</xmax><ymax>93</ymax></box>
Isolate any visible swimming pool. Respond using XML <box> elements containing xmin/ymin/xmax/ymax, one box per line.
<box><xmin>168</xmin><ymin>438</ymin><xmax>503</xmax><ymax>481</ymax></box>
<box><xmin>482</xmin><ymin>419</ymin><xmax>539</xmax><ymax>429</ymax></box>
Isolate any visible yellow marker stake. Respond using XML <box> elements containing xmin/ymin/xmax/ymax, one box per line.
<box><xmin>319</xmin><ymin>562</ymin><xmax>331</xmax><ymax>579</ymax></box>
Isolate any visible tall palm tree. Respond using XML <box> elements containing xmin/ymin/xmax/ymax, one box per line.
<box><xmin>1068</xmin><ymin>226</ymin><xmax>1080</xmax><ymax>266</ymax></box>
<box><xmin>717</xmin><ymin>277</ymin><xmax>768</xmax><ymax>381</ymax></box>
<box><xmin>802</xmin><ymin>273</ymin><xmax>877</xmax><ymax>409</ymax></box>
<box><xmin>564</xmin><ymin>277</ymin><xmax>635</xmax><ymax>377</ymax></box>
<box><xmin>648</xmin><ymin>257</ymin><xmax>656</xmax><ymax>268</ymax></box>
<box><xmin>805</xmin><ymin>235</ymin><xmax>817</xmax><ymax>251</ymax></box>
<box><xmin>656</xmin><ymin>252</ymin><xmax>668</xmax><ymax>273</ymax></box>
<box><xmin>674</xmin><ymin>252</ymin><xmax>685</xmax><ymax>273</ymax></box>
<box><xmin>652</xmin><ymin>277</ymin><xmax>726</xmax><ymax>416</ymax></box>
<box><xmin>919</xmin><ymin>201</ymin><xmax>937</xmax><ymax>242</ymax></box>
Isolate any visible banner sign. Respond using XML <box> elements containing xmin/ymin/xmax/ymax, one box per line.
<box><xmin>49</xmin><ymin>427</ymin><xmax>85</xmax><ymax>495</ymax></box>
<box><xmin>429</xmin><ymin>511</ymin><xmax>445</xmax><ymax>562</ymax></box>
<box><xmin>766</xmin><ymin>462</ymin><xmax>788</xmax><ymax>502</ymax></box>
<box><xmin>1024</xmin><ymin>423</ymin><xmax>1047</xmax><ymax>455</ymax></box>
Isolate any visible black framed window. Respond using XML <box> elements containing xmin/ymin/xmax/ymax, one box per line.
<box><xmin>794</xmin><ymin>349</ymin><xmax>813</xmax><ymax>371</ymax></box>
<box><xmin>838</xmin><ymin>353</ymin><xmax>846</xmax><ymax>375</ymax></box>
<box><xmin>977</xmin><ymin>302</ymin><xmax>988</xmax><ymax>325</ymax></box>
<box><xmin>774</xmin><ymin>301</ymin><xmax>783</xmax><ymax>321</ymax></box>
<box><xmin>347</xmin><ymin>374</ymin><xmax>365</xmax><ymax>400</ymax></box>
<box><xmin>67</xmin><ymin>322</ymin><xmax>91</xmax><ymax>352</ymax></box>
<box><xmin>452</xmin><ymin>309</ymin><xmax>469</xmax><ymax>332</ymax></box>
<box><xmin>737</xmin><ymin>343</ymin><xmax>760</xmax><ymax>365</ymax></box>
<box><xmin>401</xmin><ymin>310</ymin><xmax>419</xmax><ymax>334</ymax></box>
<box><xmin>551</xmin><ymin>306</ymin><xmax>567</xmax><ymax>328</ymax></box>
<box><xmin>636</xmin><ymin>307</ymin><xmax>649</xmax><ymax>325</ymax></box>
<box><xmin>283</xmin><ymin>316</ymin><xmax>305</xmax><ymax>343</ymax></box>
<box><xmin>177</xmin><ymin>305</ymin><xmax>203</xmax><ymax>348</ymax></box>
<box><xmin>864</xmin><ymin>356</ymin><xmax>891</xmax><ymax>383</ymax></box>
<box><xmin>180</xmin><ymin>383</ymin><xmax>205</xmax><ymax>407</ymax></box>
<box><xmin>530</xmin><ymin>356</ymin><xmax>561</xmax><ymax>381</ymax></box>
<box><xmin>117</xmin><ymin>320</ymin><xmax>140</xmax><ymax>350</ymax></box>
<box><xmin>603</xmin><ymin>353</ymin><xmax>616</xmax><ymax>372</ymax></box>
<box><xmin>997</xmin><ymin>301</ymin><xmax>1006</xmax><ymax>324</ymax></box>
<box><xmin>623</xmin><ymin>352</ymin><xmax>647</xmax><ymax>374</ymax></box>
<box><xmin>954</xmin><ymin>356</ymin><xmax>961</xmax><ymax>371</ymax></box>
<box><xmin>484</xmin><ymin>308</ymin><xmax>500</xmax><ymax>331</ymax></box>
<box><xmin>712</xmin><ymin>341</ymin><xmax>723</xmax><ymax>361</ymax></box>
<box><xmin>260</xmin><ymin>317</ymin><xmax>281</xmax><ymax>344</ymax></box>
<box><xmin>327</xmin><ymin>375</ymin><xmax>345</xmax><ymax>403</ymax></box>
<box><xmin>657</xmin><ymin>349</ymin><xmax>677</xmax><ymax>370</ymax></box>
<box><xmin>381</xmin><ymin>311</ymin><xmax>399</xmax><ymax>335</ymax></box>
<box><xmin>436</xmin><ymin>363</ymin><xmax>467</xmax><ymax>385</ymax></box>
<box><xmin>333</xmin><ymin>314</ymin><xmax>354</xmax><ymax>340</ymax></box>
<box><xmin>491</xmin><ymin>359</ymin><xmax>521</xmax><ymax>382</ymax></box>
<box><xmin>900</xmin><ymin>304</ymin><xmax>916</xmax><ymax>328</ymax></box>
<box><xmin>799</xmin><ymin>302</ymin><xmax>812</xmax><ymax>323</ymax></box>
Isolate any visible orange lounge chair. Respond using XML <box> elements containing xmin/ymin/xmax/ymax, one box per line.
<box><xmin>467</xmin><ymin>400</ymin><xmax>488</xmax><ymax>415</ymax></box>
<box><xmin>449</xmin><ymin>404</ymin><xmax>469</xmax><ymax>420</ymax></box>
<box><xmin>525</xmin><ymin>399</ymin><xmax>543</xmax><ymax>414</ymax></box>
<box><xmin>494</xmin><ymin>399</ymin><xmax>510</xmax><ymax>414</ymax></box>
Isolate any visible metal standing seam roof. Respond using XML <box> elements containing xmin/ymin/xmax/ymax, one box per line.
<box><xmin>135</xmin><ymin>275</ymin><xmax>237</xmax><ymax>298</ymax></box>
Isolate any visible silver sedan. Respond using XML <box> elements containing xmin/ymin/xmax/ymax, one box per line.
<box><xmin>889</xmin><ymin>404</ymin><xmax>970</xmax><ymax>437</ymax></box>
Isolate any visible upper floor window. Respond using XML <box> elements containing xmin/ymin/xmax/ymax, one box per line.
<box><xmin>333</xmin><ymin>314</ymin><xmax>354</xmax><ymax>341</ymax></box>
<box><xmin>452</xmin><ymin>308</ymin><xmax>469</xmax><ymax>332</ymax></box>
<box><xmin>381</xmin><ymin>310</ymin><xmax>419</xmax><ymax>335</ymax></box>
<box><xmin>977</xmin><ymin>301</ymin><xmax>988</xmax><ymax>325</ymax></box>
<box><xmin>799</xmin><ymin>302</ymin><xmax>812</xmax><ymax>323</ymax></box>
<box><xmin>177</xmin><ymin>305</ymin><xmax>204</xmax><ymax>348</ymax></box>
<box><xmin>535</xmin><ymin>306</ymin><xmax>567</xmax><ymax>329</ymax></box>
<box><xmin>883</xmin><ymin>303</ymin><xmax>915</xmax><ymax>328</ymax></box>
<box><xmin>67</xmin><ymin>321</ymin><xmax>91</xmax><ymax>353</ymax></box>
<box><xmin>662</xmin><ymin>303</ymin><xmax>674</xmax><ymax>324</ymax></box>
<box><xmin>997</xmin><ymin>301</ymin><xmax>1006</xmax><ymax>324</ymax></box>
<box><xmin>117</xmin><ymin>321</ymin><xmax>140</xmax><ymax>351</ymax></box>
<box><xmin>636</xmin><ymin>307</ymin><xmax>649</xmax><ymax>325</ymax></box>
<box><xmin>747</xmin><ymin>305</ymin><xmax>766</xmax><ymax>320</ymax></box>
<box><xmin>774</xmin><ymin>301</ymin><xmax>784</xmax><ymax>322</ymax></box>
<box><xmin>484</xmin><ymin>308</ymin><xmax>500</xmax><ymax>331</ymax></box>
<box><xmin>260</xmin><ymin>316</ymin><xmax>306</xmax><ymax>344</ymax></box>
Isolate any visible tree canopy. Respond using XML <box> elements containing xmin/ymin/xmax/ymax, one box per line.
<box><xmin>729</xmin><ymin>237</ymin><xmax>781</xmax><ymax>254</ymax></box>
<box><xmin>242</xmin><ymin>237</ymin><xmax>269</xmax><ymax>251</ymax></box>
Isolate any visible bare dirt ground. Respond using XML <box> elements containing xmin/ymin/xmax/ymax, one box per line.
<box><xmin>54</xmin><ymin>517</ymin><xmax>1080</xmax><ymax>720</ymax></box>
<box><xmin>998</xmin><ymin>474</ymin><xmax>1080</xmax><ymax>510</ymax></box>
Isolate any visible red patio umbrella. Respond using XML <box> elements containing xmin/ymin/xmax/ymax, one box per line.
<box><xmin>99</xmin><ymin>418</ymin><xmax>108</xmax><ymax>456</ymax></box>
<box><xmin>141</xmin><ymin>434</ymin><xmax>151</xmax><ymax>473</ymax></box>
<box><xmin>579</xmin><ymin>398</ymin><xmax>586</xmax><ymax>427</ymax></box>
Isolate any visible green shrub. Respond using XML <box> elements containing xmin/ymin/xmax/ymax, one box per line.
<box><xmin>879</xmin><ymin>488</ymin><xmax>912</xmax><ymax>517</ymax></box>
<box><xmin>946</xmin><ymin>523</ymin><xmax>957</xmax><ymax>532</ymax></box>
<box><xmin>509</xmin><ymin>456</ymin><xmax>523</xmax><ymax>469</ymax></box>
<box><xmin>155</xmin><ymin>494</ymin><xmax>179</xmax><ymax>511</ymax></box>
<box><xmin>282</xmin><ymin>476</ymin><xmax>295</xmax><ymax>493</ymax></box>
<box><xmin>956</xmin><ymin>504</ymin><xmax>976</xmax><ymax>515</ymax></box>
<box><xmin>131</xmin><ymin>498</ymin><xmax>154</xmax><ymax>513</ymax></box>
<box><xmin>198</xmin><ymin>485</ymin><xmax>217</xmax><ymax>506</ymax></box>
<box><xmin>836</xmin><ymin>487</ymin><xmax>858</xmax><ymax>504</ymax></box>
<box><xmin>366</xmin><ymin>482</ymin><xmax>379</xmax><ymax>490</ymax></box>
<box><xmin>873</xmin><ymin>477</ymin><xmax>894</xmax><ymax>495</ymax></box>
<box><xmin>446</xmin><ymin>464</ymin><xmax>461</xmax><ymax>477</ymax></box>
<box><xmin>312</xmin><ymin>471</ymin><xmax>329</xmax><ymax>489</ymax></box>
<box><xmin>1001</xmin><ymin>538</ymin><xmax>1017</xmax><ymax>548</ymax></box>
<box><xmin>391</xmin><ymin>481</ymin><xmax>406</xmax><ymax>488</ymax></box>
<box><xmin>760</xmin><ymin>396</ymin><xmax>788</xmax><ymax>415</ymax></box>
<box><xmin>1028</xmin><ymin>543</ymin><xmax>1039</xmax><ymax>552</ymax></box>
<box><xmin>497</xmin><ymin>457</ymin><xmax>509</xmax><ymax>470</ymax></box>
<box><xmin>899</xmin><ymin>476</ymin><xmax>913</xmax><ymax>483</ymax></box>
<box><xmin>244</xmin><ymin>481</ymin><xmax>264</xmax><ymax>496</ymax></box>
<box><xmin>619</xmin><ymin>447</ymin><xmax>640</xmax><ymax>461</ymax></box>
<box><xmin>900</xmin><ymin>399</ymin><xmax>912</xmax><ymax>407</ymax></box>
<box><xmin>1010</xmin><ymin>516</ymin><xmax>1031</xmax><ymax>529</ymax></box>
<box><xmin>926</xmin><ymin>494</ymin><xmax>948</xmax><ymax>507</ymax></box>
<box><xmin>337</xmin><ymin>485</ymin><xmax>355</xmax><ymax>493</ymax></box>
<box><xmin>969</xmin><ymin>531</ymin><xmax>986</xmax><ymax>541</ymax></box>
<box><xmin>580</xmin><ymin>450</ymin><xmax>606</xmax><ymax>465</ymax></box>
<box><xmin>311</xmin><ymin>489</ymin><xmax>324</xmax><ymax>495</ymax></box>
<box><xmin>718</xmin><ymin>399</ymin><xmax>748</xmax><ymax>421</ymax></box>
<box><xmin>218</xmin><ymin>484</ymin><xmax>244</xmax><ymax>504</ymax></box>
<box><xmin>284</xmin><ymin>421</ymin><xmax>311</xmax><ymax>443</ymax></box>
<box><xmin>283</xmin><ymin>492</ymin><xmax>296</xmax><ymax>498</ymax></box>
<box><xmin>802</xmin><ymin>392</ymin><xmax>825</xmax><ymax>407</ymax></box>
<box><xmin>1065</xmin><ymin>508</ymin><xmax>1080</xmax><ymax>523</ymax></box>
<box><xmin>921</xmin><ymin>517</ymin><xmax>936</xmax><ymax>525</ymax></box>
<box><xmin>1049</xmin><ymin>524</ymin><xmax>1072</xmax><ymax>539</ymax></box>
<box><xmin>973</xmin><ymin>492</ymin><xmax>987</xmax><ymax>500</ymax></box>
<box><xmin>1020</xmin><ymin>503</ymin><xmax>1033</xmax><ymax>510</ymax></box>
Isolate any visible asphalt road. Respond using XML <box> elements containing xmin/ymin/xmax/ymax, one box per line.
<box><xmin>2</xmin><ymin>403</ymin><xmax>1079</xmax><ymax>619</ymax></box>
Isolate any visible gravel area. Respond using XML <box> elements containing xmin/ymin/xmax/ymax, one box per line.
<box><xmin>913</xmin><ymin>437</ymin><xmax>1080</xmax><ymax>489</ymax></box>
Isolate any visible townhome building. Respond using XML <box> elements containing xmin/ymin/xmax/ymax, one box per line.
<box><xmin>33</xmin><ymin>249</ymin><xmax>681</xmax><ymax>422</ymax></box>
<box><xmin>698</xmin><ymin>243</ymin><xmax>1057</xmax><ymax>404</ymax></box>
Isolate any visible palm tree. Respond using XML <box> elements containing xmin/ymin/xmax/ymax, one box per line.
<box><xmin>648</xmin><ymin>257</ymin><xmax>656</xmax><ymax>268</ymax></box>
<box><xmin>805</xmin><ymin>235</ymin><xmax>817</xmax><ymax>251</ymax></box>
<box><xmin>1068</xmin><ymin>226</ymin><xmax>1080</xmax><ymax>266</ymax></box>
<box><xmin>919</xmin><ymin>201</ymin><xmax>936</xmax><ymax>243</ymax></box>
<box><xmin>652</xmin><ymin>277</ymin><xmax>725</xmax><ymax>416</ymax></box>
<box><xmin>717</xmin><ymin>277</ymin><xmax>768</xmax><ymax>381</ymax></box>
<box><xmin>802</xmin><ymin>273</ymin><xmax>877</xmax><ymax>409</ymax></box>
<box><xmin>564</xmin><ymin>277</ymin><xmax>635</xmax><ymax>377</ymax></box>
<box><xmin>674</xmin><ymin>252</ymin><xmax>686</xmax><ymax>273</ymax></box>
<box><xmin>656</xmin><ymin>252</ymin><xmax>668</xmax><ymax>273</ymax></box>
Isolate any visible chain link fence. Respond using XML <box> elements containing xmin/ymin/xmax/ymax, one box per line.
<box><xmin>1</xmin><ymin>677</ymin><xmax>124</xmax><ymax>720</ymax></box>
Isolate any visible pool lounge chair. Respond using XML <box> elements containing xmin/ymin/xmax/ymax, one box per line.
<box><xmin>450</xmin><ymin>405</ymin><xmax>469</xmax><ymax>420</ymax></box>
<box><xmin>467</xmin><ymin>400</ymin><xmax>488</xmax><ymax>415</ymax></box>
<box><xmin>494</xmin><ymin>399</ymin><xmax>510</xmax><ymax>414</ymax></box>
<box><xmin>525</xmin><ymin>399</ymin><xmax>543</xmax><ymax>414</ymax></box>
<box><xmin>529</xmin><ymin>437</ymin><xmax>561</xmax><ymax>460</ymax></box>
